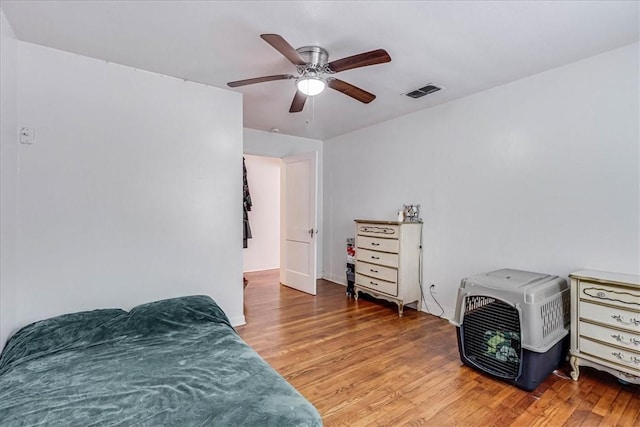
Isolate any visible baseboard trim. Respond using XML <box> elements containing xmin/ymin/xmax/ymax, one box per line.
<box><xmin>229</xmin><ymin>315</ymin><xmax>246</xmax><ymax>327</ymax></box>
<box><xmin>323</xmin><ymin>274</ymin><xmax>347</xmax><ymax>286</ymax></box>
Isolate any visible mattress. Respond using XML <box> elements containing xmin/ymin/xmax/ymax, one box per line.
<box><xmin>0</xmin><ymin>295</ymin><xmax>322</xmax><ymax>426</ymax></box>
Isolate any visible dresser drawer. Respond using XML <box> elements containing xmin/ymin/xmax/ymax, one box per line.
<box><xmin>356</xmin><ymin>273</ymin><xmax>398</xmax><ymax>296</ymax></box>
<box><xmin>579</xmin><ymin>337</ymin><xmax>640</xmax><ymax>371</ymax></box>
<box><xmin>579</xmin><ymin>281</ymin><xmax>640</xmax><ymax>310</ymax></box>
<box><xmin>580</xmin><ymin>301</ymin><xmax>640</xmax><ymax>333</ymax></box>
<box><xmin>356</xmin><ymin>248</ymin><xmax>398</xmax><ymax>268</ymax></box>
<box><xmin>580</xmin><ymin>321</ymin><xmax>640</xmax><ymax>352</ymax></box>
<box><xmin>356</xmin><ymin>223</ymin><xmax>399</xmax><ymax>238</ymax></box>
<box><xmin>356</xmin><ymin>261</ymin><xmax>398</xmax><ymax>283</ymax></box>
<box><xmin>357</xmin><ymin>236</ymin><xmax>399</xmax><ymax>253</ymax></box>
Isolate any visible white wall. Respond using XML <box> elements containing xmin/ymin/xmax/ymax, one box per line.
<box><xmin>4</xmin><ymin>41</ymin><xmax>244</xmax><ymax>346</ymax></box>
<box><xmin>243</xmin><ymin>128</ymin><xmax>324</xmax><ymax>277</ymax></box>
<box><xmin>0</xmin><ymin>9</ymin><xmax>18</xmax><ymax>350</ymax></box>
<box><xmin>323</xmin><ymin>43</ymin><xmax>640</xmax><ymax>319</ymax></box>
<box><xmin>243</xmin><ymin>154</ymin><xmax>281</xmax><ymax>272</ymax></box>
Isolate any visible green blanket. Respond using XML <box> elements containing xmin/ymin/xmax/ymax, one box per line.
<box><xmin>0</xmin><ymin>295</ymin><xmax>322</xmax><ymax>426</ymax></box>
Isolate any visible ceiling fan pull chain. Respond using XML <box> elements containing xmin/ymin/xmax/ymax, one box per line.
<box><xmin>306</xmin><ymin>96</ymin><xmax>315</xmax><ymax>126</ymax></box>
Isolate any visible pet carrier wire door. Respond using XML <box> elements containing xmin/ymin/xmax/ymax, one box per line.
<box><xmin>451</xmin><ymin>269</ymin><xmax>570</xmax><ymax>391</ymax></box>
<box><xmin>462</xmin><ymin>296</ymin><xmax>522</xmax><ymax>379</ymax></box>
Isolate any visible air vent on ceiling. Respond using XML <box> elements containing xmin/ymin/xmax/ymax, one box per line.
<box><xmin>405</xmin><ymin>84</ymin><xmax>443</xmax><ymax>99</ymax></box>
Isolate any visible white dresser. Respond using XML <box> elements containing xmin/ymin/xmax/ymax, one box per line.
<box><xmin>569</xmin><ymin>270</ymin><xmax>640</xmax><ymax>384</ymax></box>
<box><xmin>354</xmin><ymin>220</ymin><xmax>422</xmax><ymax>316</ymax></box>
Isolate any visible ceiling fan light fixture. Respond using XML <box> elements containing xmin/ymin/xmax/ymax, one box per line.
<box><xmin>297</xmin><ymin>75</ymin><xmax>326</xmax><ymax>96</ymax></box>
<box><xmin>227</xmin><ymin>34</ymin><xmax>392</xmax><ymax>112</ymax></box>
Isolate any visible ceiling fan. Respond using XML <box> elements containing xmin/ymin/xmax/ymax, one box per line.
<box><xmin>227</xmin><ymin>34</ymin><xmax>391</xmax><ymax>113</ymax></box>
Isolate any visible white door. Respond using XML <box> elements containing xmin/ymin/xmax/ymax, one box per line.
<box><xmin>280</xmin><ymin>152</ymin><xmax>317</xmax><ymax>295</ymax></box>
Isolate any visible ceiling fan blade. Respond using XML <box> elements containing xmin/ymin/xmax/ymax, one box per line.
<box><xmin>327</xmin><ymin>49</ymin><xmax>391</xmax><ymax>73</ymax></box>
<box><xmin>227</xmin><ymin>74</ymin><xmax>294</xmax><ymax>88</ymax></box>
<box><xmin>260</xmin><ymin>34</ymin><xmax>307</xmax><ymax>66</ymax></box>
<box><xmin>289</xmin><ymin>90</ymin><xmax>307</xmax><ymax>113</ymax></box>
<box><xmin>327</xmin><ymin>79</ymin><xmax>376</xmax><ymax>104</ymax></box>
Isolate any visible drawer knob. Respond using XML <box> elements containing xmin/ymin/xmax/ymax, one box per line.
<box><xmin>611</xmin><ymin>334</ymin><xmax>624</xmax><ymax>343</ymax></box>
<box><xmin>631</xmin><ymin>338</ymin><xmax>640</xmax><ymax>346</ymax></box>
<box><xmin>371</xmin><ymin>256</ymin><xmax>380</xmax><ymax>260</ymax></box>
<box><xmin>611</xmin><ymin>351</ymin><xmax>640</xmax><ymax>365</ymax></box>
<box><xmin>371</xmin><ymin>242</ymin><xmax>380</xmax><ymax>246</ymax></box>
<box><xmin>369</xmin><ymin>281</ymin><xmax>378</xmax><ymax>286</ymax></box>
<box><xmin>370</xmin><ymin>269</ymin><xmax>378</xmax><ymax>273</ymax></box>
<box><xmin>611</xmin><ymin>314</ymin><xmax>640</xmax><ymax>327</ymax></box>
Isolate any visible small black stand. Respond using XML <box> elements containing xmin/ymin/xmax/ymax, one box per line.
<box><xmin>346</xmin><ymin>262</ymin><xmax>355</xmax><ymax>297</ymax></box>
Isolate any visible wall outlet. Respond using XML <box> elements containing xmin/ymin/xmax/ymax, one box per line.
<box><xmin>19</xmin><ymin>127</ymin><xmax>35</xmax><ymax>145</ymax></box>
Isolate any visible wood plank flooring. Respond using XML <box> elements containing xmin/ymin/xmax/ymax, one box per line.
<box><xmin>236</xmin><ymin>270</ymin><xmax>639</xmax><ymax>426</ymax></box>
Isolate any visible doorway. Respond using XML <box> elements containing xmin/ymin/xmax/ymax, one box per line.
<box><xmin>242</xmin><ymin>151</ymin><xmax>319</xmax><ymax>296</ymax></box>
<box><xmin>242</xmin><ymin>154</ymin><xmax>282</xmax><ymax>273</ymax></box>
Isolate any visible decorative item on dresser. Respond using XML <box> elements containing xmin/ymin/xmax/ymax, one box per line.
<box><xmin>353</xmin><ymin>219</ymin><xmax>422</xmax><ymax>316</ymax></box>
<box><xmin>569</xmin><ymin>270</ymin><xmax>640</xmax><ymax>384</ymax></box>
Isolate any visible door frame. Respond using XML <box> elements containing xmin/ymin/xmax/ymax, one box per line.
<box><xmin>241</xmin><ymin>147</ymin><xmax>322</xmax><ymax>283</ymax></box>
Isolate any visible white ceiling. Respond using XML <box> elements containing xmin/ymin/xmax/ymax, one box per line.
<box><xmin>2</xmin><ymin>1</ymin><xmax>638</xmax><ymax>140</ymax></box>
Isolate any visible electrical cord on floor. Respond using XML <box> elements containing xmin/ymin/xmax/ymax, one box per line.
<box><xmin>417</xmin><ymin>227</ymin><xmax>444</xmax><ymax>318</ymax></box>
<box><xmin>418</xmin><ymin>228</ymin><xmax>431</xmax><ymax>315</ymax></box>
<box><xmin>418</xmin><ymin>225</ymin><xmax>445</xmax><ymax>317</ymax></box>
<box><xmin>429</xmin><ymin>284</ymin><xmax>445</xmax><ymax>317</ymax></box>
<box><xmin>419</xmin><ymin>279</ymin><xmax>432</xmax><ymax>315</ymax></box>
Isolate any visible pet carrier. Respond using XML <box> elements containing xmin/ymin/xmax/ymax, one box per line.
<box><xmin>450</xmin><ymin>269</ymin><xmax>570</xmax><ymax>391</ymax></box>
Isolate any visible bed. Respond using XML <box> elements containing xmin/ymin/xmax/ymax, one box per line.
<box><xmin>0</xmin><ymin>295</ymin><xmax>322</xmax><ymax>426</ymax></box>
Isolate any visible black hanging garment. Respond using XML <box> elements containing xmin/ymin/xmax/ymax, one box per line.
<box><xmin>243</xmin><ymin>157</ymin><xmax>253</xmax><ymax>248</ymax></box>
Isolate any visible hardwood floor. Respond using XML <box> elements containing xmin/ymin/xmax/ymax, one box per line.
<box><xmin>236</xmin><ymin>270</ymin><xmax>639</xmax><ymax>426</ymax></box>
